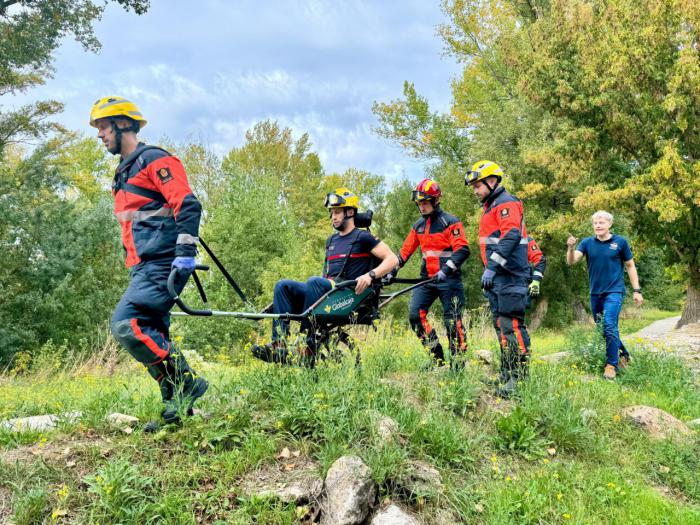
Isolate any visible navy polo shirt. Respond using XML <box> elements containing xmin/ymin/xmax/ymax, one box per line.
<box><xmin>324</xmin><ymin>228</ymin><xmax>380</xmax><ymax>281</ymax></box>
<box><xmin>577</xmin><ymin>234</ymin><xmax>633</xmax><ymax>294</ymax></box>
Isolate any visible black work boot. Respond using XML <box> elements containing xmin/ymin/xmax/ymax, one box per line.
<box><xmin>495</xmin><ymin>374</ymin><xmax>517</xmax><ymax>398</ymax></box>
<box><xmin>161</xmin><ymin>352</ymin><xmax>208</xmax><ymax>424</ymax></box>
<box><xmin>251</xmin><ymin>342</ymin><xmax>292</xmax><ymax>364</ymax></box>
<box><xmin>147</xmin><ymin>362</ymin><xmax>173</xmax><ymax>403</ymax></box>
<box><xmin>495</xmin><ymin>346</ymin><xmax>519</xmax><ymax>398</ymax></box>
<box><xmin>430</xmin><ymin>342</ymin><xmax>445</xmax><ymax>363</ymax></box>
<box><xmin>486</xmin><ymin>349</ymin><xmax>510</xmax><ymax>386</ymax></box>
<box><xmin>144</xmin><ymin>362</ymin><xmax>194</xmax><ymax>433</ymax></box>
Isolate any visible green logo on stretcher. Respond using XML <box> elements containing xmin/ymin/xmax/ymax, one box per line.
<box><xmin>313</xmin><ymin>287</ymin><xmax>372</xmax><ymax>318</ymax></box>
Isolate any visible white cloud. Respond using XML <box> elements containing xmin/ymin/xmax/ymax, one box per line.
<box><xmin>2</xmin><ymin>0</ymin><xmax>459</xmax><ymax>182</ymax></box>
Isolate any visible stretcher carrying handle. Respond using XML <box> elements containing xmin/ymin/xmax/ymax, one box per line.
<box><xmin>168</xmin><ymin>264</ymin><xmax>213</xmax><ymax>316</ymax></box>
<box><xmin>168</xmin><ymin>266</ymin><xmax>309</xmax><ymax>320</ymax></box>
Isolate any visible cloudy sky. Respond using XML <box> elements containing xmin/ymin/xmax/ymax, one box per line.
<box><xmin>10</xmin><ymin>0</ymin><xmax>459</xmax><ymax>181</ymax></box>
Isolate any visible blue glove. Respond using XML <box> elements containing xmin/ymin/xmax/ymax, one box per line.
<box><xmin>481</xmin><ymin>268</ymin><xmax>496</xmax><ymax>290</ymax></box>
<box><xmin>172</xmin><ymin>256</ymin><xmax>196</xmax><ymax>274</ymax></box>
<box><xmin>435</xmin><ymin>270</ymin><xmax>448</xmax><ymax>282</ymax></box>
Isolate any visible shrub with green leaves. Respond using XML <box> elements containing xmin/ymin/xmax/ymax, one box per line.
<box><xmin>494</xmin><ymin>406</ymin><xmax>547</xmax><ymax>457</ymax></box>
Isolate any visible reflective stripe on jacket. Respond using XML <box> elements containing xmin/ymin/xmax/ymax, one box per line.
<box><xmin>478</xmin><ymin>186</ymin><xmax>529</xmax><ymax>279</ymax></box>
<box><xmin>398</xmin><ymin>208</ymin><xmax>470</xmax><ymax>279</ymax></box>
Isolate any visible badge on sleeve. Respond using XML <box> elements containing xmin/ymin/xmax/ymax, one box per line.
<box><xmin>500</xmin><ymin>208</ymin><xmax>509</xmax><ymax>218</ymax></box>
<box><xmin>156</xmin><ymin>167</ymin><xmax>173</xmax><ymax>184</ymax></box>
<box><xmin>452</xmin><ymin>228</ymin><xmax>460</xmax><ymax>237</ymax></box>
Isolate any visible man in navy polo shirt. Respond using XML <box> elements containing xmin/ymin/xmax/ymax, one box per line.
<box><xmin>567</xmin><ymin>211</ymin><xmax>643</xmax><ymax>380</ymax></box>
<box><xmin>251</xmin><ymin>188</ymin><xmax>398</xmax><ymax>365</ymax></box>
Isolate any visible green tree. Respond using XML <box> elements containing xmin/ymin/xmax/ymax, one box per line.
<box><xmin>177</xmin><ymin>122</ymin><xmax>329</xmax><ymax>351</ymax></box>
<box><xmin>374</xmin><ymin>0</ymin><xmax>697</xmax><ymax>325</ymax></box>
<box><xmin>0</xmin><ymin>0</ymin><xmax>149</xmax><ymax>155</ymax></box>
<box><xmin>505</xmin><ymin>0</ymin><xmax>700</xmax><ymax>325</ymax></box>
<box><xmin>221</xmin><ymin>120</ymin><xmax>325</xmax><ymax>227</ymax></box>
<box><xmin>0</xmin><ymin>135</ymin><xmax>125</xmax><ymax>362</ymax></box>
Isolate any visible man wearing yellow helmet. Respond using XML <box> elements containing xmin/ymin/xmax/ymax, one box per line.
<box><xmin>90</xmin><ymin>97</ymin><xmax>207</xmax><ymax>426</ymax></box>
<box><xmin>251</xmin><ymin>188</ymin><xmax>398</xmax><ymax>365</ymax></box>
<box><xmin>466</xmin><ymin>161</ymin><xmax>531</xmax><ymax>397</ymax></box>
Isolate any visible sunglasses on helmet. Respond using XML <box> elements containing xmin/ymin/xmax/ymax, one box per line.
<box><xmin>324</xmin><ymin>192</ymin><xmax>346</xmax><ymax>207</ymax></box>
<box><xmin>411</xmin><ymin>190</ymin><xmax>435</xmax><ymax>202</ymax></box>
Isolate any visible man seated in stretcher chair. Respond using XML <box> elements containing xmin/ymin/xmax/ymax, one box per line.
<box><xmin>251</xmin><ymin>188</ymin><xmax>398</xmax><ymax>364</ymax></box>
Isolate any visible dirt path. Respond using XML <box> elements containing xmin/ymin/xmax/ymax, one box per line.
<box><xmin>626</xmin><ymin>316</ymin><xmax>700</xmax><ymax>375</ymax></box>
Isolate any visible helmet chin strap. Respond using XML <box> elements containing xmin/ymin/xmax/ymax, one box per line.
<box><xmin>332</xmin><ymin>208</ymin><xmax>354</xmax><ymax>231</ymax></box>
<box><xmin>480</xmin><ymin>178</ymin><xmax>499</xmax><ymax>203</ymax></box>
<box><xmin>109</xmin><ymin>118</ymin><xmax>139</xmax><ymax>156</ymax></box>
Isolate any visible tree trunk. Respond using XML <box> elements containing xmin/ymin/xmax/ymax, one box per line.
<box><xmin>529</xmin><ymin>296</ymin><xmax>549</xmax><ymax>332</ymax></box>
<box><xmin>573</xmin><ymin>299</ymin><xmax>592</xmax><ymax>324</ymax></box>
<box><xmin>677</xmin><ymin>265</ymin><xmax>700</xmax><ymax>328</ymax></box>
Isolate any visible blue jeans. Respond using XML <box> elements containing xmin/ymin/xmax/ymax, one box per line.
<box><xmin>272</xmin><ymin>277</ymin><xmax>333</xmax><ymax>343</ymax></box>
<box><xmin>590</xmin><ymin>292</ymin><xmax>629</xmax><ymax>367</ymax></box>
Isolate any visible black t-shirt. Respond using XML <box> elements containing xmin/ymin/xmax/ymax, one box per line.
<box><xmin>324</xmin><ymin>228</ymin><xmax>380</xmax><ymax>280</ymax></box>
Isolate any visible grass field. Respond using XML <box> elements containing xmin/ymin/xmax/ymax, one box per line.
<box><xmin>1</xmin><ymin>309</ymin><xmax>698</xmax><ymax>524</ymax></box>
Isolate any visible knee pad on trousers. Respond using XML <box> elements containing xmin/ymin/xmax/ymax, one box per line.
<box><xmin>111</xmin><ymin>319</ymin><xmax>166</xmax><ymax>366</ymax></box>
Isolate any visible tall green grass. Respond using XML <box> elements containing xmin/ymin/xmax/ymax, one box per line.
<box><xmin>0</xmin><ymin>310</ymin><xmax>697</xmax><ymax>524</ymax></box>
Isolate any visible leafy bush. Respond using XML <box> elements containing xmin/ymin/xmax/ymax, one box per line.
<box><xmin>493</xmin><ymin>406</ymin><xmax>547</xmax><ymax>457</ymax></box>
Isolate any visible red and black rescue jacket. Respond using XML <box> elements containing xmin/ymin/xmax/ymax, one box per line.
<box><xmin>478</xmin><ymin>186</ymin><xmax>529</xmax><ymax>279</ymax></box>
<box><xmin>527</xmin><ymin>236</ymin><xmax>546</xmax><ymax>282</ymax></box>
<box><xmin>398</xmin><ymin>207</ymin><xmax>470</xmax><ymax>279</ymax></box>
<box><xmin>112</xmin><ymin>143</ymin><xmax>201</xmax><ymax>267</ymax></box>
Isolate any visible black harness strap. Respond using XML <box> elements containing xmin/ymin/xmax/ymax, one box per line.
<box><xmin>112</xmin><ymin>144</ymin><xmax>171</xmax><ymax>201</ymax></box>
<box><xmin>120</xmin><ymin>182</ymin><xmax>167</xmax><ymax>203</ymax></box>
<box><xmin>199</xmin><ymin>239</ymin><xmax>249</xmax><ymax>305</ymax></box>
<box><xmin>325</xmin><ymin>228</ymin><xmax>362</xmax><ymax>281</ymax></box>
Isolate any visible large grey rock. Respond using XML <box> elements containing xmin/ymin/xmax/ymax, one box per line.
<box><xmin>105</xmin><ymin>413</ymin><xmax>139</xmax><ymax>428</ymax></box>
<box><xmin>474</xmin><ymin>349</ymin><xmax>493</xmax><ymax>365</ymax></box>
<box><xmin>621</xmin><ymin>405</ymin><xmax>692</xmax><ymax>441</ymax></box>
<box><xmin>537</xmin><ymin>351</ymin><xmax>570</xmax><ymax>364</ymax></box>
<box><xmin>397</xmin><ymin>460</ymin><xmax>442</xmax><ymax>499</ymax></box>
<box><xmin>322</xmin><ymin>455</ymin><xmax>376</xmax><ymax>525</ymax></box>
<box><xmin>255</xmin><ymin>474</ymin><xmax>323</xmax><ymax>504</ymax></box>
<box><xmin>370</xmin><ymin>504</ymin><xmax>419</xmax><ymax>525</ymax></box>
<box><xmin>0</xmin><ymin>412</ymin><xmax>82</xmax><ymax>432</ymax></box>
<box><xmin>376</xmin><ymin>416</ymin><xmax>399</xmax><ymax>443</ymax></box>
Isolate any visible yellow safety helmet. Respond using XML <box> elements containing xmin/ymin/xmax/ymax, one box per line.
<box><xmin>324</xmin><ymin>187</ymin><xmax>360</xmax><ymax>209</ymax></box>
<box><xmin>89</xmin><ymin>96</ymin><xmax>147</xmax><ymax>130</ymax></box>
<box><xmin>465</xmin><ymin>160</ymin><xmax>503</xmax><ymax>186</ymax></box>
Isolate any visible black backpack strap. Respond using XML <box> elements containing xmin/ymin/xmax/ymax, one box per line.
<box><xmin>335</xmin><ymin>228</ymin><xmax>362</xmax><ymax>281</ymax></box>
<box><xmin>113</xmin><ymin>144</ymin><xmax>172</xmax><ymax>203</ymax></box>
<box><xmin>121</xmin><ymin>182</ymin><xmax>167</xmax><ymax>203</ymax></box>
<box><xmin>323</xmin><ymin>235</ymin><xmax>334</xmax><ymax>277</ymax></box>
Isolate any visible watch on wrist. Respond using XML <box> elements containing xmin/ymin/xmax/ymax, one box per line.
<box><xmin>369</xmin><ymin>270</ymin><xmax>377</xmax><ymax>280</ymax></box>
<box><xmin>633</xmin><ymin>288</ymin><xmax>642</xmax><ymax>293</ymax></box>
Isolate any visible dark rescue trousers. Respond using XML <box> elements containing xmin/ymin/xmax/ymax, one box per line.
<box><xmin>110</xmin><ymin>261</ymin><xmax>199</xmax><ymax>401</ymax></box>
<box><xmin>408</xmin><ymin>277</ymin><xmax>467</xmax><ymax>362</ymax></box>
<box><xmin>484</xmin><ymin>276</ymin><xmax>531</xmax><ymax>379</ymax></box>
